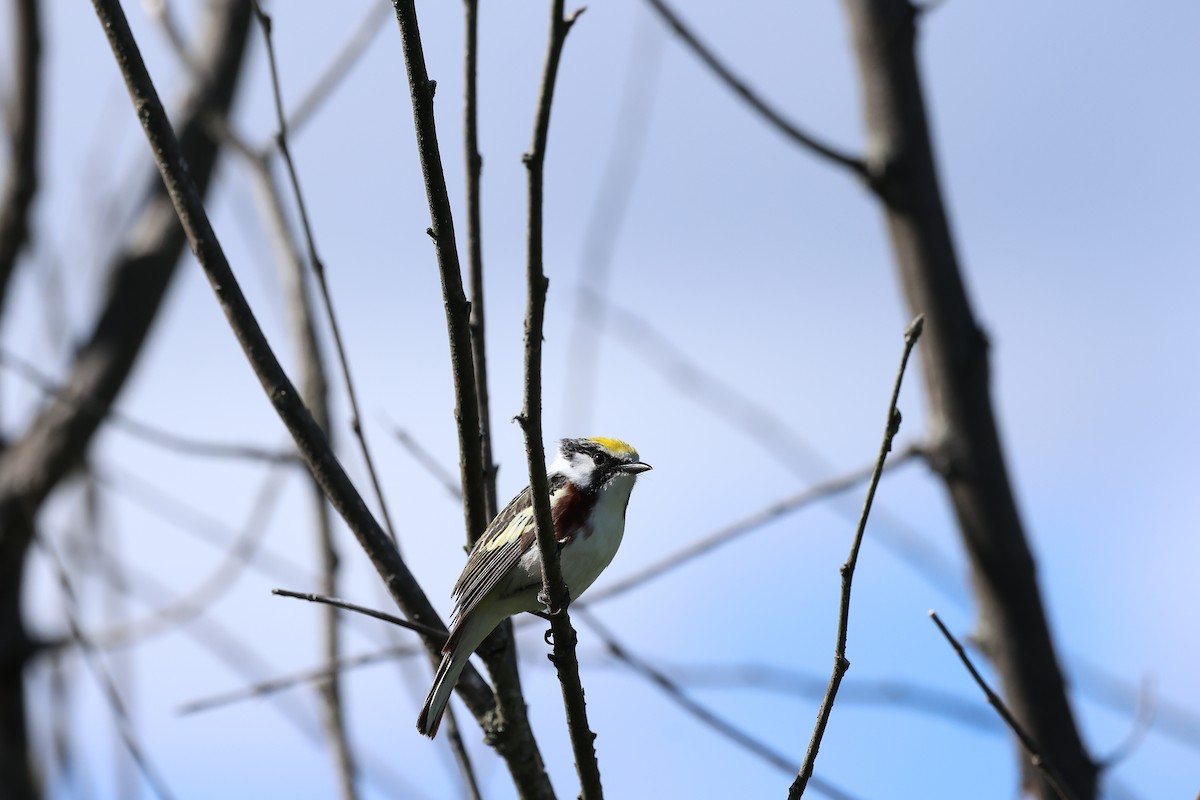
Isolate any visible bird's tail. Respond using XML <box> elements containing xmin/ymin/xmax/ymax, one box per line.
<box><xmin>416</xmin><ymin>650</ymin><xmax>462</xmax><ymax>738</ymax></box>
<box><xmin>417</xmin><ymin>613</ymin><xmax>491</xmax><ymax>738</ymax></box>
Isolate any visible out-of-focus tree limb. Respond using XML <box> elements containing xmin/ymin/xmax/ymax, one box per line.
<box><xmin>87</xmin><ymin>0</ymin><xmax>497</xmax><ymax>717</ymax></box>
<box><xmin>642</xmin><ymin>0</ymin><xmax>865</xmax><ymax>175</ymax></box>
<box><xmin>0</xmin><ymin>2</ymin><xmax>254</xmax><ymax>797</ymax></box>
<box><xmin>0</xmin><ymin>0</ymin><xmax>41</xmax><ymax>316</ymax></box>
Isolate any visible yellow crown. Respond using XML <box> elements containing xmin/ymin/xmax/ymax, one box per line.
<box><xmin>586</xmin><ymin>437</ymin><xmax>639</xmax><ymax>459</ymax></box>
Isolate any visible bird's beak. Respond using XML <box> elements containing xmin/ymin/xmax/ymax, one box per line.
<box><xmin>621</xmin><ymin>461</ymin><xmax>652</xmax><ymax>475</ymax></box>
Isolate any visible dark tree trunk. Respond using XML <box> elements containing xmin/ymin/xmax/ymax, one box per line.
<box><xmin>841</xmin><ymin>2</ymin><xmax>1097</xmax><ymax>797</ymax></box>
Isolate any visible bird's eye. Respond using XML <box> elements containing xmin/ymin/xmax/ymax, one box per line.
<box><xmin>592</xmin><ymin>451</ymin><xmax>610</xmax><ymax>466</ymax></box>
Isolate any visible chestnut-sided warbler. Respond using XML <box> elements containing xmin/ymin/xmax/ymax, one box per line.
<box><xmin>417</xmin><ymin>437</ymin><xmax>651</xmax><ymax>737</ymax></box>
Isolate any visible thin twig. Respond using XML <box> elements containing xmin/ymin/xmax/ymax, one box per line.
<box><xmin>35</xmin><ymin>533</ymin><xmax>176</xmax><ymax>800</ymax></box>
<box><xmin>929</xmin><ymin>611</ymin><xmax>1077</xmax><ymax>800</ymax></box>
<box><xmin>462</xmin><ymin>0</ymin><xmax>499</xmax><ymax>523</ymax></box>
<box><xmin>517</xmin><ymin>3</ymin><xmax>602</xmax><ymax>797</ymax></box>
<box><xmin>388</xmin><ymin>0</ymin><xmax>489</xmax><ymax>546</ymax></box>
<box><xmin>46</xmin><ymin>648</ymin><xmax>78</xmax><ymax>794</ymax></box>
<box><xmin>87</xmin><ymin>0</ymin><xmax>496</xmax><ymax>716</ymax></box>
<box><xmin>249</xmin><ymin>10</ymin><xmax>396</xmax><ymax>788</ymax></box>
<box><xmin>252</xmin><ymin>1</ymin><xmax>399</xmax><ymax>548</ymax></box>
<box><xmin>577</xmin><ymin>611</ymin><xmax>860</xmax><ymax>800</ymax></box>
<box><xmin>641</xmin><ymin>0</ymin><xmax>866</xmax><ymax>176</ymax></box>
<box><xmin>789</xmin><ymin>315</ymin><xmax>923</xmax><ymax>798</ymax></box>
<box><xmin>454</xmin><ymin>29</ymin><xmax>512</xmax><ymax>781</ymax></box>
<box><xmin>272</xmin><ymin>589</ymin><xmax>449</xmax><ymax>641</ymax></box>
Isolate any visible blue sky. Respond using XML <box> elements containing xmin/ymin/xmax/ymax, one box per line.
<box><xmin>7</xmin><ymin>0</ymin><xmax>1198</xmax><ymax>798</ymax></box>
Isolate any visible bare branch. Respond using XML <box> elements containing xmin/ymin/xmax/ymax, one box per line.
<box><xmin>641</xmin><ymin>0</ymin><xmax>865</xmax><ymax>175</ymax></box>
<box><xmin>272</xmin><ymin>589</ymin><xmax>448</xmax><ymax>641</ymax></box>
<box><xmin>388</xmin><ymin>3</ymin><xmax>549</xmax><ymax>791</ymax></box>
<box><xmin>388</xmin><ymin>0</ymin><xmax>488</xmax><ymax>546</ymax></box>
<box><xmin>790</xmin><ymin>315</ymin><xmax>922</xmax><ymax>798</ymax></box>
<box><xmin>454</xmin><ymin>15</ymin><xmax>502</xmax><ymax>794</ymax></box>
<box><xmin>86</xmin><ymin>0</ymin><xmax>496</xmax><ymax>721</ymax></box>
<box><xmin>929</xmin><ymin>611</ymin><xmax>1076</xmax><ymax>800</ymax></box>
<box><xmin>515</xmin><ymin>3</ymin><xmax>602</xmax><ymax>797</ymax></box>
<box><xmin>462</xmin><ymin>0</ymin><xmax>498</xmax><ymax>522</ymax></box>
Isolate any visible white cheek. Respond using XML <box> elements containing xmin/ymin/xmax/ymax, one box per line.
<box><xmin>558</xmin><ymin>453</ymin><xmax>595</xmax><ymax>489</ymax></box>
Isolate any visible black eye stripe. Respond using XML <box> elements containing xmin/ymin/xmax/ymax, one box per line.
<box><xmin>560</xmin><ymin>438</ymin><xmax>637</xmax><ymax>469</ymax></box>
<box><xmin>563</xmin><ymin>439</ymin><xmax>606</xmax><ymax>459</ymax></box>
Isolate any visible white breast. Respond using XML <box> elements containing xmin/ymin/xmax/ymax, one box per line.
<box><xmin>561</xmin><ymin>474</ymin><xmax>636</xmax><ymax>599</ymax></box>
<box><xmin>513</xmin><ymin>473</ymin><xmax>637</xmax><ymax>601</ymax></box>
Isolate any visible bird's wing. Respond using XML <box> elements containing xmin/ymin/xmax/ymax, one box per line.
<box><xmin>450</xmin><ymin>476</ymin><xmax>569</xmax><ymax>624</ymax></box>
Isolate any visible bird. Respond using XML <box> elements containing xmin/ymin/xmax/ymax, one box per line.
<box><xmin>417</xmin><ymin>436</ymin><xmax>651</xmax><ymax>738</ymax></box>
